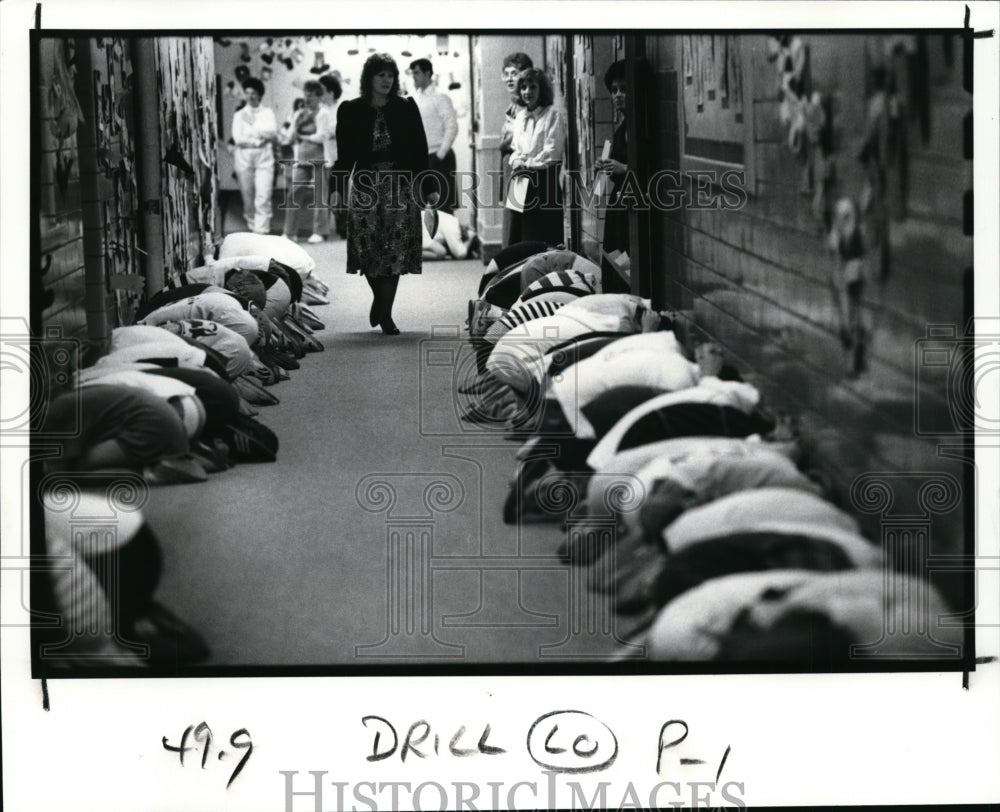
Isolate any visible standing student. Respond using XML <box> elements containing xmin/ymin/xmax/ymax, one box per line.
<box><xmin>231</xmin><ymin>78</ymin><xmax>278</xmax><ymax>234</ymax></box>
<box><xmin>409</xmin><ymin>58</ymin><xmax>459</xmax><ymax>213</ymax></box>
<box><xmin>334</xmin><ymin>53</ymin><xmax>428</xmax><ymax>335</ymax></box>
<box><xmin>507</xmin><ymin>67</ymin><xmax>566</xmax><ymax>247</ymax></box>
<box><xmin>281</xmin><ymin>80</ymin><xmax>333</xmax><ymax>244</ymax></box>
<box><xmin>595</xmin><ymin>60</ymin><xmax>631</xmax><ymax>293</ymax></box>
<box><xmin>318</xmin><ymin>73</ymin><xmax>348</xmax><ymax>239</ymax></box>
<box><xmin>499</xmin><ymin>52</ymin><xmax>533</xmax><ymax>248</ymax></box>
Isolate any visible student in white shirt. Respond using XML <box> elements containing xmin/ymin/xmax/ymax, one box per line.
<box><xmin>231</xmin><ymin>78</ymin><xmax>278</xmax><ymax>234</ymax></box>
<box><xmin>508</xmin><ymin>68</ymin><xmax>566</xmax><ymax>247</ymax></box>
<box><xmin>409</xmin><ymin>58</ymin><xmax>459</xmax><ymax>213</ymax></box>
<box><xmin>280</xmin><ymin>80</ymin><xmax>334</xmax><ymax>244</ymax></box>
<box><xmin>499</xmin><ymin>52</ymin><xmax>534</xmax><ymax>248</ymax></box>
<box><xmin>420</xmin><ymin>208</ymin><xmax>480</xmax><ymax>260</ymax></box>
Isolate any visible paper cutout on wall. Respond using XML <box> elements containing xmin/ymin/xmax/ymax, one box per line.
<box><xmin>47</xmin><ymin>42</ymin><xmax>85</xmax><ymax>141</ymax></box>
<box><xmin>827</xmin><ymin>197</ymin><xmax>869</xmax><ymax>377</ymax></box>
<box><xmin>311</xmin><ymin>51</ymin><xmax>330</xmax><ymax>74</ymax></box>
<box><xmin>53</xmin><ymin>152</ymin><xmax>74</xmax><ymax>194</ymax></box>
<box><xmin>164</xmin><ymin>140</ymin><xmax>196</xmax><ymax>177</ymax></box>
<box><xmin>681</xmin><ymin>35</ymin><xmax>745</xmax><ymax>162</ymax></box>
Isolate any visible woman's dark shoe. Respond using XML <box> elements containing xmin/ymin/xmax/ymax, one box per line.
<box><xmin>380</xmin><ymin>318</ymin><xmax>400</xmax><ymax>336</ymax></box>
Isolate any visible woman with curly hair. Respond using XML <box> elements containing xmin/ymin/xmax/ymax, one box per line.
<box><xmin>232</xmin><ymin>77</ymin><xmax>278</xmax><ymax>234</ymax></box>
<box><xmin>507</xmin><ymin>67</ymin><xmax>566</xmax><ymax>248</ymax></box>
<box><xmin>333</xmin><ymin>53</ymin><xmax>428</xmax><ymax>335</ymax></box>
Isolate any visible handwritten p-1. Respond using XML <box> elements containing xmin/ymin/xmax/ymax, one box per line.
<box><xmin>162</xmin><ymin>722</ymin><xmax>253</xmax><ymax>789</ymax></box>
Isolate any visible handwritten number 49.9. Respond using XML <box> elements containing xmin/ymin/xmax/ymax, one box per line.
<box><xmin>162</xmin><ymin>723</ymin><xmax>252</xmax><ymax>789</ymax></box>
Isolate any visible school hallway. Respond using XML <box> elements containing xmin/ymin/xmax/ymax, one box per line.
<box><xmin>143</xmin><ymin>239</ymin><xmax>610</xmax><ymax>666</ymax></box>
<box><xmin>27</xmin><ymin>31</ymin><xmax>975</xmax><ymax>672</ymax></box>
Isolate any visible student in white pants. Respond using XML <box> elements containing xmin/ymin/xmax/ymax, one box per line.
<box><xmin>232</xmin><ymin>78</ymin><xmax>278</xmax><ymax>234</ymax></box>
<box><xmin>421</xmin><ymin>208</ymin><xmax>480</xmax><ymax>260</ymax></box>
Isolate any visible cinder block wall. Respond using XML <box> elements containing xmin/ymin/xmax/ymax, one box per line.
<box><xmin>640</xmin><ymin>34</ymin><xmax>971</xmax><ymax>603</ymax></box>
<box><xmin>37</xmin><ymin>38</ymin><xmax>88</xmax><ymax>340</ymax></box>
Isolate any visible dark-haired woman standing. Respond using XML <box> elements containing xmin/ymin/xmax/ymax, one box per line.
<box><xmin>334</xmin><ymin>53</ymin><xmax>428</xmax><ymax>335</ymax></box>
<box><xmin>595</xmin><ymin>60</ymin><xmax>631</xmax><ymax>293</ymax></box>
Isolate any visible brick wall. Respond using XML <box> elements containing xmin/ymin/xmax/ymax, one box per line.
<box><xmin>640</xmin><ymin>34</ymin><xmax>971</xmax><ymax>597</ymax></box>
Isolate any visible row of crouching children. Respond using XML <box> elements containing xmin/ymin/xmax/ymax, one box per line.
<box><xmin>36</xmin><ymin>233</ymin><xmax>331</xmax><ymax>667</ymax></box>
<box><xmin>460</xmin><ymin>243</ymin><xmax>961</xmax><ymax>664</ymax></box>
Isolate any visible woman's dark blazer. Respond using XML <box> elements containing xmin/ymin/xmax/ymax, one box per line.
<box><xmin>332</xmin><ymin>96</ymin><xmax>429</xmax><ymax>185</ymax></box>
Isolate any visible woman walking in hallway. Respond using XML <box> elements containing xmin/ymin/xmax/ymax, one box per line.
<box><xmin>334</xmin><ymin>53</ymin><xmax>428</xmax><ymax>335</ymax></box>
<box><xmin>232</xmin><ymin>78</ymin><xmax>278</xmax><ymax>234</ymax></box>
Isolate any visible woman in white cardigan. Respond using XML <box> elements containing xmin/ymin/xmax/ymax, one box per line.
<box><xmin>507</xmin><ymin>68</ymin><xmax>566</xmax><ymax>247</ymax></box>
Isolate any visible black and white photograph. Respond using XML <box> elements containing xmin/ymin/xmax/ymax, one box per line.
<box><xmin>2</xmin><ymin>1</ymin><xmax>999</xmax><ymax>810</ymax></box>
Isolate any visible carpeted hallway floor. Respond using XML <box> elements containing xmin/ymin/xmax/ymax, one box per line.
<box><xmin>145</xmin><ymin>238</ymin><xmax>621</xmax><ymax>667</ymax></box>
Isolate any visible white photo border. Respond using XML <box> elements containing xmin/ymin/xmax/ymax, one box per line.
<box><xmin>3</xmin><ymin>2</ymin><xmax>998</xmax><ymax>810</ymax></box>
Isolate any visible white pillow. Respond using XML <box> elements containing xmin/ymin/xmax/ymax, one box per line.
<box><xmin>218</xmin><ymin>233</ymin><xmax>316</xmax><ymax>276</ymax></box>
<box><xmin>646</xmin><ymin>569</ymin><xmax>816</xmax><ymax>660</ymax></box>
<box><xmin>663</xmin><ymin>486</ymin><xmax>860</xmax><ymax>551</ymax></box>
<box><xmin>585</xmin><ymin>440</ymin><xmax>815</xmax><ymax>540</ymax></box>
<box><xmin>488</xmin><ymin>308</ymin><xmax>638</xmax><ymax>393</ymax></box>
<box><xmin>586</xmin><ymin>379</ymin><xmax>762</xmax><ymax>470</ymax></box>
<box><xmin>76</xmin><ymin>361</ymin><xmax>160</xmax><ymax>384</ymax></box>
<box><xmin>551</xmin><ymin>350</ymin><xmax>699</xmax><ymax>439</ymax></box>
<box><xmin>210</xmin><ymin>254</ymin><xmax>272</xmax><ymax>273</ymax></box>
<box><xmin>558</xmin><ymin>293</ymin><xmax>648</xmax><ymax>320</ymax></box>
<box><xmin>187</xmin><ymin>256</ymin><xmax>273</xmax><ymax>286</ymax></box>
<box><xmin>111</xmin><ymin>325</ymin><xmax>191</xmax><ymax>351</ymax></box>
<box><xmin>647</xmin><ymin>569</ymin><xmax>959</xmax><ymax>661</ymax></box>
<box><xmin>97</xmin><ymin>341</ymin><xmax>208</xmax><ymax>370</ymax></box>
